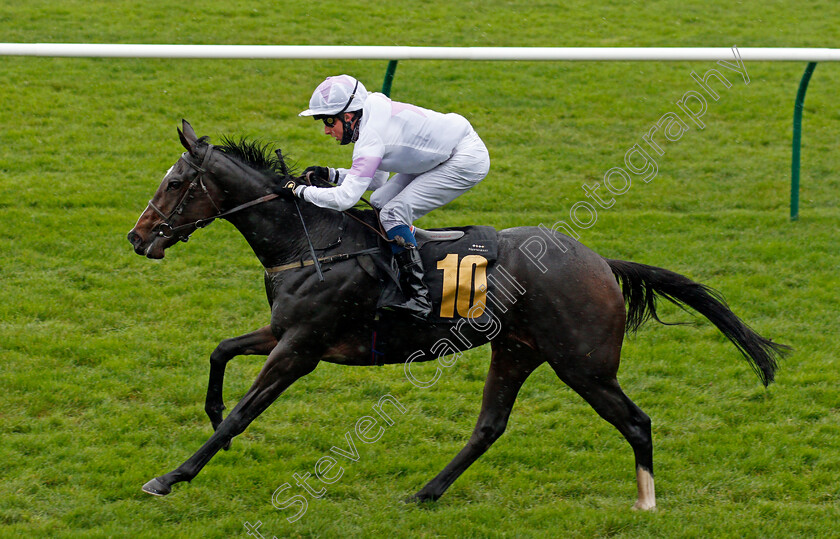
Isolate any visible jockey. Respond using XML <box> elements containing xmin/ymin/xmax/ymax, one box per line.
<box><xmin>293</xmin><ymin>74</ymin><xmax>490</xmax><ymax>319</ymax></box>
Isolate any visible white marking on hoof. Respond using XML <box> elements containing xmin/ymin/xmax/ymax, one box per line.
<box><xmin>632</xmin><ymin>467</ymin><xmax>656</xmax><ymax>511</ymax></box>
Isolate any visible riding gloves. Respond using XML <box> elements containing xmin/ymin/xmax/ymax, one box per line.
<box><xmin>303</xmin><ymin>166</ymin><xmax>338</xmax><ymax>184</ymax></box>
<box><xmin>279</xmin><ymin>180</ymin><xmax>306</xmax><ymax>200</ymax></box>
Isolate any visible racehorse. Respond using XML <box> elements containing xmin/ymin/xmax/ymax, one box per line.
<box><xmin>127</xmin><ymin>120</ymin><xmax>789</xmax><ymax>510</ymax></box>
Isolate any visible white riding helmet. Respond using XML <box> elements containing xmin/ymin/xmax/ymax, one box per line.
<box><xmin>299</xmin><ymin>75</ymin><xmax>368</xmax><ymax>117</ymax></box>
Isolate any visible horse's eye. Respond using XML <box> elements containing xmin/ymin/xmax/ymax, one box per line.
<box><xmin>167</xmin><ymin>179</ymin><xmax>183</xmax><ymax>191</ymax></box>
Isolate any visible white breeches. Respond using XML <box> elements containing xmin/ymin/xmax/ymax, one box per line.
<box><xmin>370</xmin><ymin>128</ymin><xmax>490</xmax><ymax>231</ymax></box>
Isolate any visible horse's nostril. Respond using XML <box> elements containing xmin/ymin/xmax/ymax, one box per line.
<box><xmin>128</xmin><ymin>231</ymin><xmax>141</xmax><ymax>246</ymax></box>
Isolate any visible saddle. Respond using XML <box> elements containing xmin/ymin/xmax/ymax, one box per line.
<box><xmin>414</xmin><ymin>227</ymin><xmax>466</xmax><ymax>244</ymax></box>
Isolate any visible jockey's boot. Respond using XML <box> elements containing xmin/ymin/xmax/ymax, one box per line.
<box><xmin>389</xmin><ymin>248</ymin><xmax>432</xmax><ymax>320</ymax></box>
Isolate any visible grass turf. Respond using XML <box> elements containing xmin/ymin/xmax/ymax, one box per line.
<box><xmin>1</xmin><ymin>1</ymin><xmax>839</xmax><ymax>537</ymax></box>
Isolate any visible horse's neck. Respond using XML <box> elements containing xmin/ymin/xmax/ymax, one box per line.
<box><xmin>209</xmin><ymin>160</ymin><xmax>368</xmax><ymax>268</ymax></box>
<box><xmin>225</xmin><ymin>196</ymin><xmax>346</xmax><ymax>269</ymax></box>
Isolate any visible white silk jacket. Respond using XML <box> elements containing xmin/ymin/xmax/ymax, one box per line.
<box><xmin>301</xmin><ymin>93</ymin><xmax>472</xmax><ymax>211</ymax></box>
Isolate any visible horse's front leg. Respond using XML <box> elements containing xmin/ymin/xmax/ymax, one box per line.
<box><xmin>205</xmin><ymin>325</ymin><xmax>277</xmax><ymax>433</ymax></box>
<box><xmin>143</xmin><ymin>334</ymin><xmax>319</xmax><ymax>496</ymax></box>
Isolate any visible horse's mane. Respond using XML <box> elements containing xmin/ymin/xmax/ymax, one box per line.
<box><xmin>209</xmin><ymin>135</ymin><xmax>377</xmax><ymax>223</ymax></box>
<box><xmin>211</xmin><ymin>135</ymin><xmax>297</xmax><ymax>181</ymax></box>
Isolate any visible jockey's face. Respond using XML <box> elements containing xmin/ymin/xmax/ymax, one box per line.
<box><xmin>323</xmin><ymin>112</ymin><xmax>357</xmax><ymax>142</ymax></box>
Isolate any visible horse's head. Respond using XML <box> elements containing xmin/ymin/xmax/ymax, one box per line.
<box><xmin>128</xmin><ymin>120</ymin><xmax>226</xmax><ymax>259</ymax></box>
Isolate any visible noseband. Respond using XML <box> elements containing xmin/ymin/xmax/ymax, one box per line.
<box><xmin>147</xmin><ymin>144</ymin><xmax>278</xmax><ymax>241</ymax></box>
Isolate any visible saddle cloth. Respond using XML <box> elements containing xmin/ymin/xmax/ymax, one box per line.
<box><xmin>375</xmin><ymin>225</ymin><xmax>499</xmax><ymax>325</ymax></box>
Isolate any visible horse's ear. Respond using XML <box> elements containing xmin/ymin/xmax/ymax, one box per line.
<box><xmin>179</xmin><ymin>119</ymin><xmax>198</xmax><ymax>155</ymax></box>
<box><xmin>181</xmin><ymin>119</ymin><xmax>198</xmax><ymax>142</ymax></box>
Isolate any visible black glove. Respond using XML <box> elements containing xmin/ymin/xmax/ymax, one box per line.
<box><xmin>303</xmin><ymin>166</ymin><xmax>333</xmax><ymax>184</ymax></box>
<box><xmin>278</xmin><ymin>179</ymin><xmax>304</xmax><ymax>200</ymax></box>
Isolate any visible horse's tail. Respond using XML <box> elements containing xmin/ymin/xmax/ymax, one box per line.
<box><xmin>605</xmin><ymin>259</ymin><xmax>790</xmax><ymax>387</ymax></box>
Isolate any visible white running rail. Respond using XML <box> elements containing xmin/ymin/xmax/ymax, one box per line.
<box><xmin>1</xmin><ymin>44</ymin><xmax>839</xmax><ymax>61</ymax></box>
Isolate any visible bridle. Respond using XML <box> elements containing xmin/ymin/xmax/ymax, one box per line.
<box><xmin>147</xmin><ymin>144</ymin><xmax>278</xmax><ymax>242</ymax></box>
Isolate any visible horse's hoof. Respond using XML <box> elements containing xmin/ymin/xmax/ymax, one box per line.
<box><xmin>142</xmin><ymin>477</ymin><xmax>172</xmax><ymax>497</ymax></box>
<box><xmin>631</xmin><ymin>501</ymin><xmax>656</xmax><ymax>511</ymax></box>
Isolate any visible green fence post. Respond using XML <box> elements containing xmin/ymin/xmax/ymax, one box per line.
<box><xmin>381</xmin><ymin>60</ymin><xmax>398</xmax><ymax>97</ymax></box>
<box><xmin>791</xmin><ymin>62</ymin><xmax>817</xmax><ymax>221</ymax></box>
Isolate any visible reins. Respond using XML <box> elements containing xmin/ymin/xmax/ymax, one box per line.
<box><xmin>301</xmin><ymin>170</ymin><xmax>394</xmax><ymax>244</ymax></box>
<box><xmin>343</xmin><ymin>200</ymin><xmax>393</xmax><ymax>243</ymax></box>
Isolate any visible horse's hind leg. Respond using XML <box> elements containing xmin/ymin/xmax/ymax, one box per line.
<box><xmin>549</xmin><ymin>357</ymin><xmax>655</xmax><ymax>511</ymax></box>
<box><xmin>206</xmin><ymin>326</ymin><xmax>277</xmax><ymax>434</ymax></box>
<box><xmin>411</xmin><ymin>339</ymin><xmax>542</xmax><ymax>502</ymax></box>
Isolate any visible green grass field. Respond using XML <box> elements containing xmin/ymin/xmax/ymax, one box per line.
<box><xmin>2</xmin><ymin>1</ymin><xmax>839</xmax><ymax>537</ymax></box>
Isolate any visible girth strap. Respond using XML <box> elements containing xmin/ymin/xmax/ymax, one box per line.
<box><xmin>265</xmin><ymin>247</ymin><xmax>381</xmax><ymax>275</ymax></box>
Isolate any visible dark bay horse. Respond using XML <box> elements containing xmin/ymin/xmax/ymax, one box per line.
<box><xmin>127</xmin><ymin>120</ymin><xmax>789</xmax><ymax>510</ymax></box>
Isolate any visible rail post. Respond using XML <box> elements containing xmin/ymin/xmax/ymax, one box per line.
<box><xmin>791</xmin><ymin>62</ymin><xmax>817</xmax><ymax>221</ymax></box>
<box><xmin>381</xmin><ymin>60</ymin><xmax>398</xmax><ymax>97</ymax></box>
